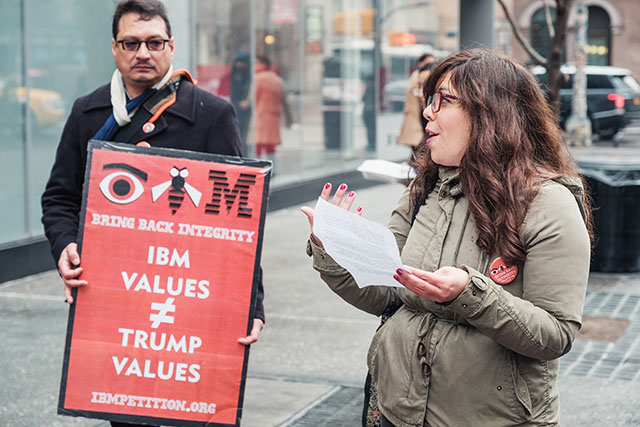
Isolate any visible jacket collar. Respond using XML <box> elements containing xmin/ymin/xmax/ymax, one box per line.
<box><xmin>438</xmin><ymin>166</ymin><xmax>463</xmax><ymax>197</ymax></box>
<box><xmin>81</xmin><ymin>80</ymin><xmax>197</xmax><ymax>126</ymax></box>
<box><xmin>82</xmin><ymin>80</ymin><xmax>198</xmax><ymax>142</ymax></box>
<box><xmin>83</xmin><ymin>84</ymin><xmax>111</xmax><ymax>112</ymax></box>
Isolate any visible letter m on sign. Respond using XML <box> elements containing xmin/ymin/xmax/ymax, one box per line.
<box><xmin>205</xmin><ymin>170</ymin><xmax>257</xmax><ymax>218</ymax></box>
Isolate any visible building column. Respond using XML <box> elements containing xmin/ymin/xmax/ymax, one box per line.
<box><xmin>459</xmin><ymin>0</ymin><xmax>495</xmax><ymax>49</ymax></box>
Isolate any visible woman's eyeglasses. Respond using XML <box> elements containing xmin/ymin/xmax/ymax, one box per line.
<box><xmin>425</xmin><ymin>92</ymin><xmax>459</xmax><ymax>113</ymax></box>
<box><xmin>117</xmin><ymin>39</ymin><xmax>170</xmax><ymax>52</ymax></box>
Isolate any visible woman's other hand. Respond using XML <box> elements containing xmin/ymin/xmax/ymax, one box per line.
<box><xmin>300</xmin><ymin>183</ymin><xmax>362</xmax><ymax>247</ymax></box>
<box><xmin>394</xmin><ymin>265</ymin><xmax>469</xmax><ymax>303</ymax></box>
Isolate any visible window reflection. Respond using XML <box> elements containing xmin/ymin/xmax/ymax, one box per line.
<box><xmin>192</xmin><ymin>0</ymin><xmax>453</xmax><ymax>185</ymax></box>
<box><xmin>0</xmin><ymin>0</ymin><xmax>27</xmax><ymax>243</ymax></box>
<box><xmin>2</xmin><ymin>0</ymin><xmax>458</xmax><ymax>246</ymax></box>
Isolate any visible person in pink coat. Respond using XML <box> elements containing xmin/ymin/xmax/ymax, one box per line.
<box><xmin>254</xmin><ymin>55</ymin><xmax>292</xmax><ymax>159</ymax></box>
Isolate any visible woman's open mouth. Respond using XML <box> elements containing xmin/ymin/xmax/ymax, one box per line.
<box><xmin>425</xmin><ymin>129</ymin><xmax>439</xmax><ymax>144</ymax></box>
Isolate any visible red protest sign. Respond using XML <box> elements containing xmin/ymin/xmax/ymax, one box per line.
<box><xmin>58</xmin><ymin>141</ymin><xmax>270</xmax><ymax>426</ymax></box>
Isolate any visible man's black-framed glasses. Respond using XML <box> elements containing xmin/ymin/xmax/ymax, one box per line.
<box><xmin>426</xmin><ymin>92</ymin><xmax>459</xmax><ymax>113</ymax></box>
<box><xmin>117</xmin><ymin>38</ymin><xmax>170</xmax><ymax>52</ymax></box>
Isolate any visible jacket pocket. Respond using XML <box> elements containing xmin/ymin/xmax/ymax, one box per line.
<box><xmin>367</xmin><ymin>310</ymin><xmax>415</xmax><ymax>398</ymax></box>
<box><xmin>426</xmin><ymin>329</ymin><xmax>533</xmax><ymax>426</ymax></box>
<box><xmin>367</xmin><ymin>308</ymin><xmax>426</xmax><ymax>426</ymax></box>
<box><xmin>508</xmin><ymin>351</ymin><xmax>533</xmax><ymax>418</ymax></box>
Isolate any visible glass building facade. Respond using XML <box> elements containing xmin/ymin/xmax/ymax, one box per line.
<box><xmin>0</xmin><ymin>0</ymin><xmax>457</xmax><ymax>253</ymax></box>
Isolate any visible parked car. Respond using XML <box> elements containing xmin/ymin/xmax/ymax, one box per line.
<box><xmin>533</xmin><ymin>65</ymin><xmax>640</xmax><ymax>139</ymax></box>
<box><xmin>619</xmin><ymin>71</ymin><xmax>640</xmax><ymax>124</ymax></box>
<box><xmin>0</xmin><ymin>77</ymin><xmax>65</xmax><ymax>130</ymax></box>
<box><xmin>13</xmin><ymin>86</ymin><xmax>65</xmax><ymax>125</ymax></box>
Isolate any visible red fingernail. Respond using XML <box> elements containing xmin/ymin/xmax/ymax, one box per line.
<box><xmin>393</xmin><ymin>274</ymin><xmax>400</xmax><ymax>281</ymax></box>
<box><xmin>396</xmin><ymin>269</ymin><xmax>403</xmax><ymax>276</ymax></box>
<box><xmin>348</xmin><ymin>191</ymin><xmax>355</xmax><ymax>197</ymax></box>
<box><xmin>356</xmin><ymin>206</ymin><xmax>362</xmax><ymax>212</ymax></box>
<box><xmin>324</xmin><ymin>183</ymin><xmax>331</xmax><ymax>190</ymax></box>
<box><xmin>339</xmin><ymin>184</ymin><xmax>346</xmax><ymax>190</ymax></box>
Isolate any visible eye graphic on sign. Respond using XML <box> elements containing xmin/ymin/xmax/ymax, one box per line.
<box><xmin>151</xmin><ymin>166</ymin><xmax>202</xmax><ymax>214</ymax></box>
<box><xmin>99</xmin><ymin>163</ymin><xmax>148</xmax><ymax>204</ymax></box>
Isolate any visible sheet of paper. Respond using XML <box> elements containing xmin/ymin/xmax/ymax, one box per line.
<box><xmin>313</xmin><ymin>197</ymin><xmax>403</xmax><ymax>288</ymax></box>
<box><xmin>357</xmin><ymin>159</ymin><xmax>417</xmax><ymax>183</ymax></box>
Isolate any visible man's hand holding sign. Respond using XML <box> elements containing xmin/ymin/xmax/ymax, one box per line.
<box><xmin>58</xmin><ymin>242</ymin><xmax>85</xmax><ymax>304</ymax></box>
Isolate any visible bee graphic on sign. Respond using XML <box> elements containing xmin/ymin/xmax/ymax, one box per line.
<box><xmin>151</xmin><ymin>166</ymin><xmax>202</xmax><ymax>214</ymax></box>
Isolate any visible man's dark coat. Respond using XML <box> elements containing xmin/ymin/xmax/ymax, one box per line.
<box><xmin>41</xmin><ymin>80</ymin><xmax>264</xmax><ymax>320</ymax></box>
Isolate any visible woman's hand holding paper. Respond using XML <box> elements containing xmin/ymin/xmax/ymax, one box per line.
<box><xmin>300</xmin><ymin>183</ymin><xmax>362</xmax><ymax>247</ymax></box>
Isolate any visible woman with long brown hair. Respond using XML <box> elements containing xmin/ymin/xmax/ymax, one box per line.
<box><xmin>302</xmin><ymin>49</ymin><xmax>591</xmax><ymax>426</ymax></box>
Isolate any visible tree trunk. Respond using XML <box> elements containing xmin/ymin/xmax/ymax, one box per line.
<box><xmin>545</xmin><ymin>0</ymin><xmax>575</xmax><ymax>115</ymax></box>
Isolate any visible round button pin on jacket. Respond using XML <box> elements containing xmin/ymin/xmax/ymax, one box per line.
<box><xmin>489</xmin><ymin>257</ymin><xmax>518</xmax><ymax>285</ymax></box>
<box><xmin>142</xmin><ymin>122</ymin><xmax>155</xmax><ymax>133</ymax></box>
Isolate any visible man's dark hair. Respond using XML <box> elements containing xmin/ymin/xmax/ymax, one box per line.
<box><xmin>112</xmin><ymin>0</ymin><xmax>172</xmax><ymax>39</ymax></box>
<box><xmin>417</xmin><ymin>53</ymin><xmax>435</xmax><ymax>66</ymax></box>
<box><xmin>419</xmin><ymin>61</ymin><xmax>437</xmax><ymax>72</ymax></box>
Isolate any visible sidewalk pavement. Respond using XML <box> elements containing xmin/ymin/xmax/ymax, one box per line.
<box><xmin>2</xmin><ymin>157</ymin><xmax>640</xmax><ymax>426</ymax></box>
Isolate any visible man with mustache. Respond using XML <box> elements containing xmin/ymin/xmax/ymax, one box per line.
<box><xmin>41</xmin><ymin>5</ymin><xmax>265</xmax><ymax>422</ymax></box>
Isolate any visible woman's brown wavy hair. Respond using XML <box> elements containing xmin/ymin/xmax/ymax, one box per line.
<box><xmin>412</xmin><ymin>49</ymin><xmax>592</xmax><ymax>265</ymax></box>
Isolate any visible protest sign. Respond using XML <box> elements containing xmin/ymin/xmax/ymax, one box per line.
<box><xmin>58</xmin><ymin>140</ymin><xmax>270</xmax><ymax>426</ymax></box>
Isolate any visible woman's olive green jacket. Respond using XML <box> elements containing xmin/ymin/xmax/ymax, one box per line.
<box><xmin>307</xmin><ymin>168</ymin><xmax>591</xmax><ymax>427</ymax></box>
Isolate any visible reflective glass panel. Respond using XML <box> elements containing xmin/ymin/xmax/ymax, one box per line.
<box><xmin>0</xmin><ymin>0</ymin><xmax>27</xmax><ymax>243</ymax></box>
<box><xmin>27</xmin><ymin>0</ymin><xmax>113</xmax><ymax>239</ymax></box>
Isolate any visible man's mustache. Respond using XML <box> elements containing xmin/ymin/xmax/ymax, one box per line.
<box><xmin>131</xmin><ymin>61</ymin><xmax>156</xmax><ymax>70</ymax></box>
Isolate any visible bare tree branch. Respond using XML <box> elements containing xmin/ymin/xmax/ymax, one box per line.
<box><xmin>543</xmin><ymin>0</ymin><xmax>556</xmax><ymax>39</ymax></box>
<box><xmin>496</xmin><ymin>0</ymin><xmax>547</xmax><ymax>65</ymax></box>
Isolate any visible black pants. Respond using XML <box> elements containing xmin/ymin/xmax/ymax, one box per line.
<box><xmin>380</xmin><ymin>415</ymin><xmax>394</xmax><ymax>427</ymax></box>
<box><xmin>381</xmin><ymin>415</ymin><xmax>395</xmax><ymax>427</ymax></box>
